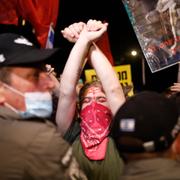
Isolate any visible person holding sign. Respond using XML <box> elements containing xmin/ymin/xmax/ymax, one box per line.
<box><xmin>56</xmin><ymin>20</ymin><xmax>126</xmax><ymax>180</ymax></box>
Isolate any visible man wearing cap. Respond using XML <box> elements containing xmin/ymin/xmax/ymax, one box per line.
<box><xmin>0</xmin><ymin>33</ymin><xmax>87</xmax><ymax>179</ymax></box>
<box><xmin>112</xmin><ymin>91</ymin><xmax>180</xmax><ymax>180</ymax></box>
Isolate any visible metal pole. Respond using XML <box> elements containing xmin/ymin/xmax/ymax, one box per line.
<box><xmin>177</xmin><ymin>62</ymin><xmax>180</xmax><ymax>83</ymax></box>
<box><xmin>142</xmin><ymin>57</ymin><xmax>146</xmax><ymax>85</ymax></box>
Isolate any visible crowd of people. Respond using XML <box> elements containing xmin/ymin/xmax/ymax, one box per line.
<box><xmin>0</xmin><ymin>2</ymin><xmax>180</xmax><ymax>180</ymax></box>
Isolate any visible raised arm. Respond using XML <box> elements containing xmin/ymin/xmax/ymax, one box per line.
<box><xmin>56</xmin><ymin>20</ymin><xmax>108</xmax><ymax>135</ymax></box>
<box><xmin>88</xmin><ymin>43</ymin><xmax>126</xmax><ymax>116</ymax></box>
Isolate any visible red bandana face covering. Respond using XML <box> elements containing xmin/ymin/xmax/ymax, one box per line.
<box><xmin>80</xmin><ymin>102</ymin><xmax>112</xmax><ymax>160</ymax></box>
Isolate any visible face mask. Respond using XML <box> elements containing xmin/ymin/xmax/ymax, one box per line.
<box><xmin>3</xmin><ymin>83</ymin><xmax>53</xmax><ymax>119</ymax></box>
<box><xmin>19</xmin><ymin>92</ymin><xmax>53</xmax><ymax>119</ymax></box>
<box><xmin>80</xmin><ymin>102</ymin><xmax>112</xmax><ymax>160</ymax></box>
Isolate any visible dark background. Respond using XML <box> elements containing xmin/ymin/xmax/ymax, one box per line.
<box><xmin>52</xmin><ymin>0</ymin><xmax>178</xmax><ymax>93</ymax></box>
<box><xmin>51</xmin><ymin>0</ymin><xmax>178</xmax><ymax>92</ymax></box>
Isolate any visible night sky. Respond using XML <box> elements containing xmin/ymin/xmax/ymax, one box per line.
<box><xmin>53</xmin><ymin>0</ymin><xmax>178</xmax><ymax>92</ymax></box>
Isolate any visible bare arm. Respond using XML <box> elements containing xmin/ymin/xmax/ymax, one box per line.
<box><xmin>56</xmin><ymin>20</ymin><xmax>108</xmax><ymax>135</ymax></box>
<box><xmin>88</xmin><ymin>43</ymin><xmax>126</xmax><ymax>116</ymax></box>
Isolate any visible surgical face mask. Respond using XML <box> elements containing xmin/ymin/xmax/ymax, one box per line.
<box><xmin>3</xmin><ymin>83</ymin><xmax>53</xmax><ymax>119</ymax></box>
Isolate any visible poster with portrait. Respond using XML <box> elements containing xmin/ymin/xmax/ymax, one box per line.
<box><xmin>122</xmin><ymin>0</ymin><xmax>180</xmax><ymax>72</ymax></box>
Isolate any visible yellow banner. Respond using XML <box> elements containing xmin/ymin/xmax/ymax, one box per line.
<box><xmin>84</xmin><ymin>64</ymin><xmax>134</xmax><ymax>96</ymax></box>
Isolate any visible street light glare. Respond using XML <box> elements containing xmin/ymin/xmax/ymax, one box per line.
<box><xmin>131</xmin><ymin>50</ymin><xmax>137</xmax><ymax>56</ymax></box>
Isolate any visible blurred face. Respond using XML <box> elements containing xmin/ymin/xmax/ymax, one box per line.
<box><xmin>1</xmin><ymin>66</ymin><xmax>55</xmax><ymax>111</ymax></box>
<box><xmin>81</xmin><ymin>86</ymin><xmax>109</xmax><ymax>110</ymax></box>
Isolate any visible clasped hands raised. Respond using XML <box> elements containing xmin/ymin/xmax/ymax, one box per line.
<box><xmin>61</xmin><ymin>19</ymin><xmax>108</xmax><ymax>43</ymax></box>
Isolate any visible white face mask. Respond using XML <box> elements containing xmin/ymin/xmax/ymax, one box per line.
<box><xmin>3</xmin><ymin>83</ymin><xmax>53</xmax><ymax>119</ymax></box>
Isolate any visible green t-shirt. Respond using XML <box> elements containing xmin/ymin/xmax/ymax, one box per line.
<box><xmin>72</xmin><ymin>137</ymin><xmax>124</xmax><ymax>180</ymax></box>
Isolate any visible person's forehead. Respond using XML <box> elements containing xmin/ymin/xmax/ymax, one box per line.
<box><xmin>11</xmin><ymin>66</ymin><xmax>37</xmax><ymax>72</ymax></box>
<box><xmin>10</xmin><ymin>66</ymin><xmax>45</xmax><ymax>74</ymax></box>
<box><xmin>85</xmin><ymin>86</ymin><xmax>105</xmax><ymax>96</ymax></box>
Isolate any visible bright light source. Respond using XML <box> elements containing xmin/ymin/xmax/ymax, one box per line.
<box><xmin>131</xmin><ymin>50</ymin><xmax>137</xmax><ymax>56</ymax></box>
